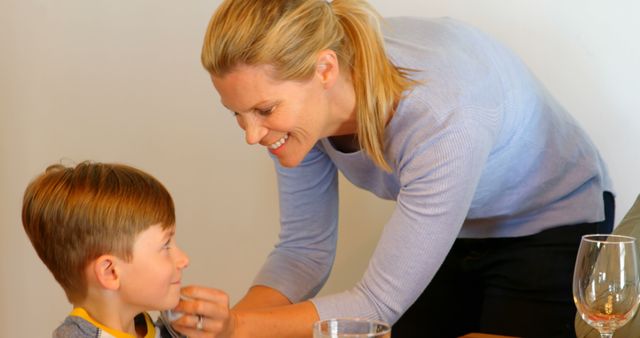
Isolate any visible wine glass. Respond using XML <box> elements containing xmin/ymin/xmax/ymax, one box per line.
<box><xmin>573</xmin><ymin>234</ymin><xmax>640</xmax><ymax>337</ymax></box>
<box><xmin>313</xmin><ymin>318</ymin><xmax>391</xmax><ymax>338</ymax></box>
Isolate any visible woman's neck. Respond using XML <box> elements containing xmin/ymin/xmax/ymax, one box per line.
<box><xmin>326</xmin><ymin>68</ymin><xmax>358</xmax><ymax>137</ymax></box>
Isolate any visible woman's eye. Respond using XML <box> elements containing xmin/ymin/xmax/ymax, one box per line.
<box><xmin>257</xmin><ymin>106</ymin><xmax>275</xmax><ymax>116</ymax></box>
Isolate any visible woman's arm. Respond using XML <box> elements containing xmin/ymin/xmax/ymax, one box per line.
<box><xmin>233</xmin><ymin>285</ymin><xmax>293</xmax><ymax>310</ymax></box>
<box><xmin>233</xmin><ymin>301</ymin><xmax>319</xmax><ymax>338</ymax></box>
<box><xmin>251</xmin><ymin>147</ymin><xmax>340</xmax><ymax>303</ymax></box>
<box><xmin>173</xmin><ymin>285</ymin><xmax>319</xmax><ymax>338</ymax></box>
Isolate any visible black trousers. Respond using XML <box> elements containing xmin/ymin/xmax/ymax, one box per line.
<box><xmin>392</xmin><ymin>192</ymin><xmax>614</xmax><ymax>338</ymax></box>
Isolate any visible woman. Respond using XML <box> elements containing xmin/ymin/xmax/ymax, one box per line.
<box><xmin>171</xmin><ymin>0</ymin><xmax>614</xmax><ymax>337</ymax></box>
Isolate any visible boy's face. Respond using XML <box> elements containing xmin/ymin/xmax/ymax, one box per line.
<box><xmin>118</xmin><ymin>224</ymin><xmax>189</xmax><ymax>312</ymax></box>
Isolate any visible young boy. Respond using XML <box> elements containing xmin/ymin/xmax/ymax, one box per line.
<box><xmin>22</xmin><ymin>161</ymin><xmax>190</xmax><ymax>338</ymax></box>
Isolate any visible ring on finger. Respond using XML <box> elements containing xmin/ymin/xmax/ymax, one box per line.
<box><xmin>196</xmin><ymin>314</ymin><xmax>204</xmax><ymax>331</ymax></box>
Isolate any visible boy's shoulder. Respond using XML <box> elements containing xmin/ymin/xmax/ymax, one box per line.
<box><xmin>53</xmin><ymin>315</ymin><xmax>102</xmax><ymax>338</ymax></box>
<box><xmin>52</xmin><ymin>312</ymin><xmax>173</xmax><ymax>338</ymax></box>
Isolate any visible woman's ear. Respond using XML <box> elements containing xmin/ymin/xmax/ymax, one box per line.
<box><xmin>92</xmin><ymin>255</ymin><xmax>120</xmax><ymax>291</ymax></box>
<box><xmin>315</xmin><ymin>49</ymin><xmax>340</xmax><ymax>88</ymax></box>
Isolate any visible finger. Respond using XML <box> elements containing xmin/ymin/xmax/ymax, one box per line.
<box><xmin>182</xmin><ymin>284</ymin><xmax>230</xmax><ymax>302</ymax></box>
<box><xmin>172</xmin><ymin>313</ymin><xmax>204</xmax><ymax>337</ymax></box>
<box><xmin>174</xmin><ymin>288</ymin><xmax>230</xmax><ymax>319</ymax></box>
<box><xmin>174</xmin><ymin>297</ymin><xmax>230</xmax><ymax>322</ymax></box>
<box><xmin>173</xmin><ymin>324</ymin><xmax>205</xmax><ymax>338</ymax></box>
<box><xmin>172</xmin><ymin>313</ymin><xmax>227</xmax><ymax>337</ymax></box>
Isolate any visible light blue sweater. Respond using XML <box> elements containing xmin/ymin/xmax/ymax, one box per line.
<box><xmin>253</xmin><ymin>17</ymin><xmax>612</xmax><ymax>324</ymax></box>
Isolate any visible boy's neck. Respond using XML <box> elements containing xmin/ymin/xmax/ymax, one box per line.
<box><xmin>75</xmin><ymin>298</ymin><xmax>145</xmax><ymax>337</ymax></box>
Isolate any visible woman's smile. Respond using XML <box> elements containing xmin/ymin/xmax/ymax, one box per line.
<box><xmin>268</xmin><ymin>133</ymin><xmax>289</xmax><ymax>151</ymax></box>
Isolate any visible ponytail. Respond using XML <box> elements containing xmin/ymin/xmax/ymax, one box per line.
<box><xmin>331</xmin><ymin>0</ymin><xmax>416</xmax><ymax>171</ymax></box>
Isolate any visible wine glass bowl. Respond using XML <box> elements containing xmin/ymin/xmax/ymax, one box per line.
<box><xmin>573</xmin><ymin>234</ymin><xmax>640</xmax><ymax>337</ymax></box>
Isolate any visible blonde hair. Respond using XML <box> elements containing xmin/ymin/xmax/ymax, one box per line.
<box><xmin>201</xmin><ymin>0</ymin><xmax>416</xmax><ymax>171</ymax></box>
<box><xmin>21</xmin><ymin>161</ymin><xmax>175</xmax><ymax>303</ymax></box>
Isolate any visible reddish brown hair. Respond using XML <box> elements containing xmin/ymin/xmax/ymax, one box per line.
<box><xmin>21</xmin><ymin>161</ymin><xmax>175</xmax><ymax>303</ymax></box>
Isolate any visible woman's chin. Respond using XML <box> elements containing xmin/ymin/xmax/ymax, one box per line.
<box><xmin>278</xmin><ymin>156</ymin><xmax>304</xmax><ymax>168</ymax></box>
<box><xmin>276</xmin><ymin>146</ymin><xmax>312</xmax><ymax>168</ymax></box>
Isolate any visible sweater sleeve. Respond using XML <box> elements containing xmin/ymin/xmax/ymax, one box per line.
<box><xmin>252</xmin><ymin>145</ymin><xmax>340</xmax><ymax>302</ymax></box>
<box><xmin>311</xmin><ymin>117</ymin><xmax>495</xmax><ymax>324</ymax></box>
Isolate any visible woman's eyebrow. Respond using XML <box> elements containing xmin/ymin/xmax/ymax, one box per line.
<box><xmin>221</xmin><ymin>99</ymin><xmax>273</xmax><ymax>114</ymax></box>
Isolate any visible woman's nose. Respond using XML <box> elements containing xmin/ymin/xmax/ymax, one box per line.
<box><xmin>241</xmin><ymin>115</ymin><xmax>268</xmax><ymax>145</ymax></box>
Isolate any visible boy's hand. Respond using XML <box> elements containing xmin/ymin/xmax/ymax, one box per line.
<box><xmin>171</xmin><ymin>285</ymin><xmax>236</xmax><ymax>338</ymax></box>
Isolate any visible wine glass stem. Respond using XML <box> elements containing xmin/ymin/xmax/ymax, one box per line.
<box><xmin>600</xmin><ymin>333</ymin><xmax>613</xmax><ymax>338</ymax></box>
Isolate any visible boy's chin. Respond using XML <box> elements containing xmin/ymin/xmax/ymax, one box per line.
<box><xmin>161</xmin><ymin>292</ymin><xmax>182</xmax><ymax>310</ymax></box>
<box><xmin>165</xmin><ymin>297</ymin><xmax>181</xmax><ymax>310</ymax></box>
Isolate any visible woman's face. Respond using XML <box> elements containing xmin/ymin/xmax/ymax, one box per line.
<box><xmin>212</xmin><ymin>60</ymin><xmax>354</xmax><ymax>168</ymax></box>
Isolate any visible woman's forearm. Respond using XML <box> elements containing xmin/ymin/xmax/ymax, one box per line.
<box><xmin>233</xmin><ymin>300</ymin><xmax>319</xmax><ymax>338</ymax></box>
<box><xmin>233</xmin><ymin>285</ymin><xmax>293</xmax><ymax>310</ymax></box>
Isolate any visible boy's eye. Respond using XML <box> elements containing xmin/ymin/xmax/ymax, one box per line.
<box><xmin>163</xmin><ymin>238</ymin><xmax>172</xmax><ymax>249</ymax></box>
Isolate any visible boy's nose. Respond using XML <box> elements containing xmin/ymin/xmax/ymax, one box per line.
<box><xmin>175</xmin><ymin>246</ymin><xmax>190</xmax><ymax>269</ymax></box>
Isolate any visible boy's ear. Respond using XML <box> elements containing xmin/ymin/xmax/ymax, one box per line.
<box><xmin>92</xmin><ymin>255</ymin><xmax>121</xmax><ymax>291</ymax></box>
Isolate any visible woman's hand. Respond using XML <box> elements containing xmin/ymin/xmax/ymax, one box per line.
<box><xmin>171</xmin><ymin>285</ymin><xmax>236</xmax><ymax>338</ymax></box>
<box><xmin>168</xmin><ymin>285</ymin><xmax>319</xmax><ymax>338</ymax></box>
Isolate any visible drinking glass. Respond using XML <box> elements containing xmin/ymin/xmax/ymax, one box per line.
<box><xmin>159</xmin><ymin>309</ymin><xmax>185</xmax><ymax>338</ymax></box>
<box><xmin>313</xmin><ymin>318</ymin><xmax>391</xmax><ymax>338</ymax></box>
<box><xmin>573</xmin><ymin>234</ymin><xmax>640</xmax><ymax>338</ymax></box>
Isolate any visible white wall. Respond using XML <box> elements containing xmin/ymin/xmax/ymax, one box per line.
<box><xmin>1</xmin><ymin>0</ymin><xmax>637</xmax><ymax>336</ymax></box>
